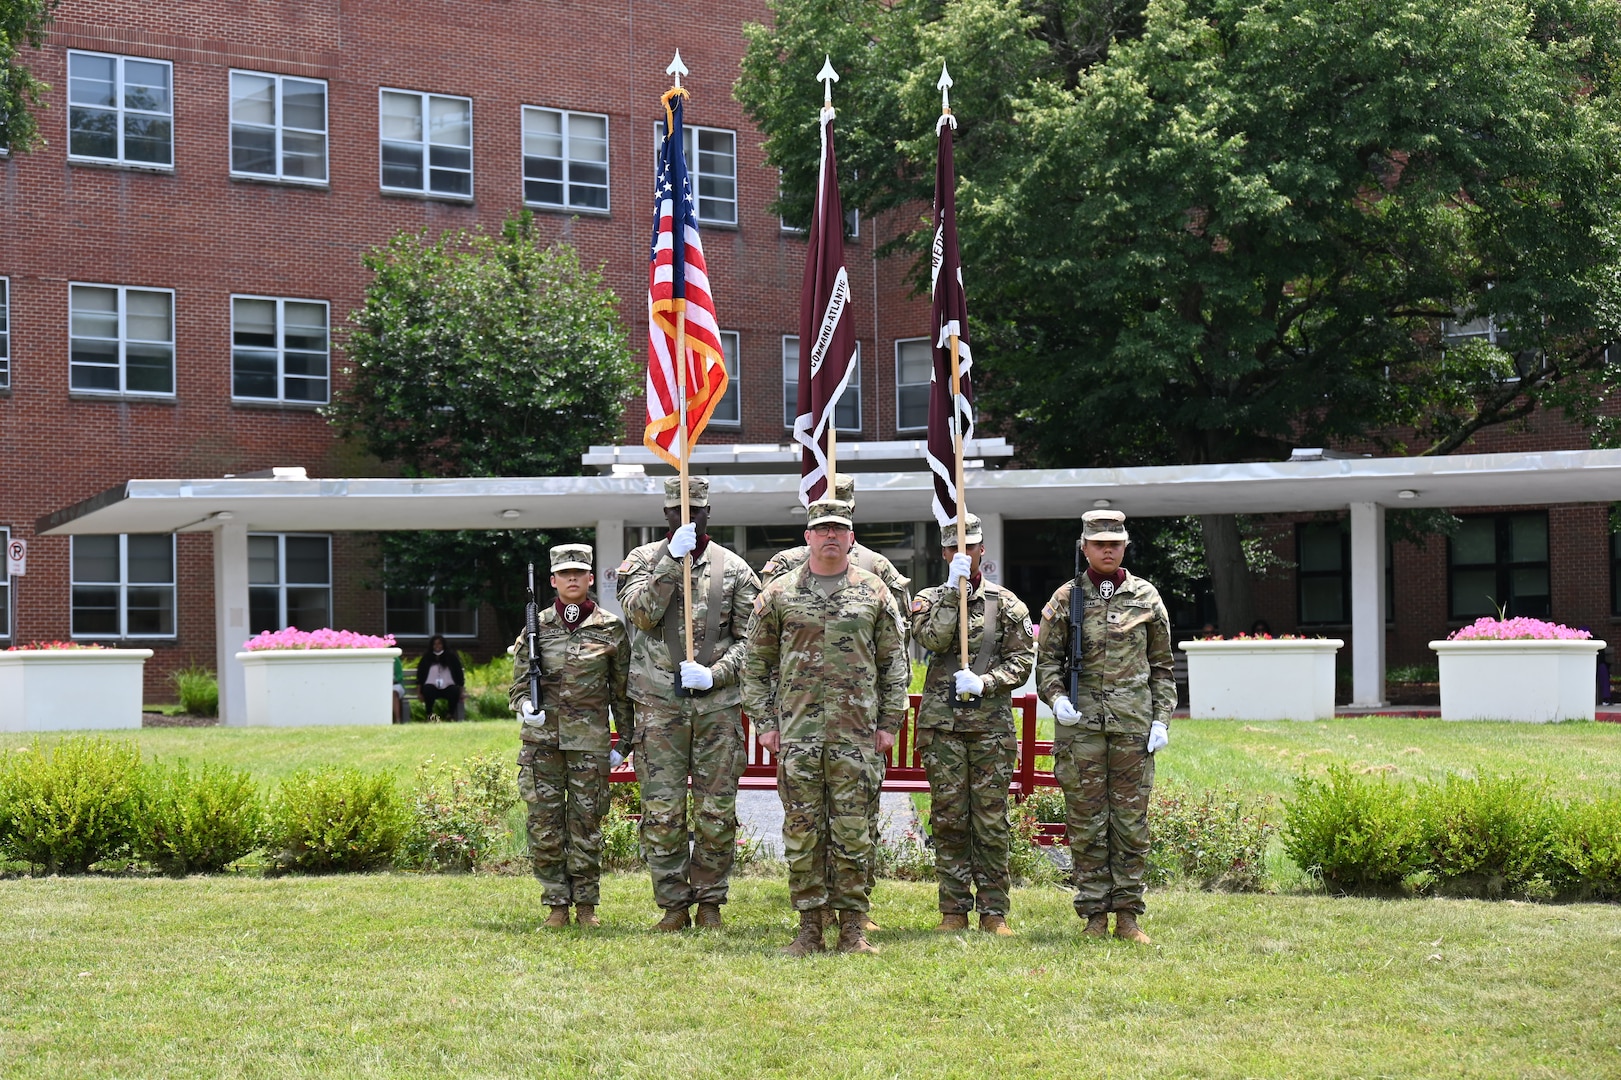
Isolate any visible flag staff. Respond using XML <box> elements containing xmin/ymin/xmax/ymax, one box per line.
<box><xmin>665</xmin><ymin>49</ymin><xmax>695</xmax><ymax>668</ymax></box>
<box><xmin>939</xmin><ymin>63</ymin><xmax>972</xmax><ymax>682</ymax></box>
<box><xmin>818</xmin><ymin>55</ymin><xmax>841</xmax><ymax>483</ymax></box>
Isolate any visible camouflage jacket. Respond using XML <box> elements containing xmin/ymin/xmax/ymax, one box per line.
<box><xmin>1034</xmin><ymin>571</ymin><xmax>1175</xmax><ymax>735</ymax></box>
<box><xmin>616</xmin><ymin>538</ymin><xmax>760</xmax><ymax>715</ymax></box>
<box><xmin>910</xmin><ymin>579</ymin><xmax>1036</xmax><ymax>733</ymax></box>
<box><xmin>761</xmin><ymin>542</ymin><xmax>912</xmax><ymax>616</ymax></box>
<box><xmin>508</xmin><ymin>605</ymin><xmax>633</xmax><ymax>752</ymax></box>
<box><xmin>741</xmin><ymin>563</ymin><xmax>910</xmax><ymax>745</ymax></box>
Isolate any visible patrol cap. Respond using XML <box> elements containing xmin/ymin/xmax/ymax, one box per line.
<box><xmin>832</xmin><ymin>473</ymin><xmax>856</xmax><ymax>503</ymax></box>
<box><xmin>549</xmin><ymin>544</ymin><xmax>594</xmax><ymax>573</ymax></box>
<box><xmin>1081</xmin><ymin>509</ymin><xmax>1129</xmax><ymax>542</ymax></box>
<box><xmin>940</xmin><ymin>513</ymin><xmax>983</xmax><ymax>546</ymax></box>
<box><xmin>805</xmin><ymin>499</ymin><xmax>854</xmax><ymax>529</ymax></box>
<box><xmin>663</xmin><ymin>475</ymin><xmax>710</xmax><ymax>507</ymax></box>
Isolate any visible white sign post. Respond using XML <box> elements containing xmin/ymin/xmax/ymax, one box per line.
<box><xmin>5</xmin><ymin>538</ymin><xmax>25</xmax><ymax>577</ymax></box>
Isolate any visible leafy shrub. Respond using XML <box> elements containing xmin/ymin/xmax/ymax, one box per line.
<box><xmin>1148</xmin><ymin>784</ymin><xmax>1277</xmax><ymax>892</ymax></box>
<box><xmin>1422</xmin><ymin>776</ymin><xmax>1558</xmax><ymax>899</ymax></box>
<box><xmin>263</xmin><ymin>767</ymin><xmax>408</xmax><ymax>873</ymax></box>
<box><xmin>397</xmin><ymin>754</ymin><xmax>517</xmax><ymax>872</ymax></box>
<box><xmin>1283</xmin><ymin>766</ymin><xmax>1428</xmax><ymax>892</ymax></box>
<box><xmin>463</xmin><ymin>654</ymin><xmax>515</xmax><ymax>720</ymax></box>
<box><xmin>135</xmin><ymin>760</ymin><xmax>262</xmax><ymax>874</ymax></box>
<box><xmin>0</xmin><ymin>737</ymin><xmax>144</xmax><ymax>874</ymax></box>
<box><xmin>1008</xmin><ymin>800</ymin><xmax>1065</xmax><ymax>887</ymax></box>
<box><xmin>871</xmin><ymin>823</ymin><xmax>935</xmax><ymax>881</ymax></box>
<box><xmin>600</xmin><ymin>801</ymin><xmax>643</xmax><ymax>871</ymax></box>
<box><xmin>169</xmin><ymin>665</ymin><xmax>220</xmax><ymax>717</ymax></box>
<box><xmin>1554</xmin><ymin>793</ymin><xmax>1621</xmax><ymax>900</ymax></box>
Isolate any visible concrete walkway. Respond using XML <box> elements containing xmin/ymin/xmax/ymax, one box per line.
<box><xmin>737</xmin><ymin>789</ymin><xmax>919</xmax><ymax>857</ymax></box>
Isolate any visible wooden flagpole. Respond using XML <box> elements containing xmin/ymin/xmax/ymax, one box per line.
<box><xmin>940</xmin><ymin>64</ymin><xmax>971</xmax><ymax>680</ymax></box>
<box><xmin>819</xmin><ymin>58</ymin><xmax>841</xmax><ymax>494</ymax></box>
<box><xmin>667</xmin><ymin>52</ymin><xmax>695</xmax><ymax>667</ymax></box>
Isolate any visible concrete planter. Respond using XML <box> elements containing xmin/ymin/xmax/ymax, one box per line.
<box><xmin>1430</xmin><ymin>639</ymin><xmax>1606</xmax><ymax>722</ymax></box>
<box><xmin>1179</xmin><ymin>639</ymin><xmax>1344</xmax><ymax>721</ymax></box>
<box><xmin>235</xmin><ymin>647</ymin><xmax>401</xmax><ymax>727</ymax></box>
<box><xmin>0</xmin><ymin>649</ymin><xmax>154</xmax><ymax>732</ymax></box>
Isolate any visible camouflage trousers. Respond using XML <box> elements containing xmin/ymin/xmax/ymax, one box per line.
<box><xmin>920</xmin><ymin>727</ymin><xmax>1016</xmax><ymax>916</ymax></box>
<box><xmin>632</xmin><ymin>703</ymin><xmax>746</xmax><ymax>910</ymax></box>
<box><xmin>778</xmin><ymin>742</ymin><xmax>882</xmax><ymax>913</ymax></box>
<box><xmin>1052</xmin><ymin>729</ymin><xmax>1155</xmax><ymax>916</ymax></box>
<box><xmin>518</xmin><ymin>746</ymin><xmax>610</xmax><ymax>906</ymax></box>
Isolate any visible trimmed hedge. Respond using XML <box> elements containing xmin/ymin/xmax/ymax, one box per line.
<box><xmin>0</xmin><ymin>736</ymin><xmax>144</xmax><ymax>874</ymax></box>
<box><xmin>264</xmin><ymin>767</ymin><xmax>409</xmax><ymax>873</ymax></box>
<box><xmin>135</xmin><ymin>760</ymin><xmax>263</xmax><ymax>875</ymax></box>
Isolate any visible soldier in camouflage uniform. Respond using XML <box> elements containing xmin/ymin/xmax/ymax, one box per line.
<box><xmin>910</xmin><ymin>514</ymin><xmax>1035</xmax><ymax>936</ymax></box>
<box><xmin>509</xmin><ymin>544</ymin><xmax>633</xmax><ymax>930</ymax></box>
<box><xmin>1035</xmin><ymin>510</ymin><xmax>1175</xmax><ymax>944</ymax></box>
<box><xmin>616</xmin><ymin>476</ymin><xmax>760</xmax><ymax>932</ymax></box>
<box><xmin>742</xmin><ymin>499</ymin><xmax>911</xmax><ymax>957</ymax></box>
<box><xmin>760</xmin><ymin>472</ymin><xmax>910</xmax><ymax>933</ymax></box>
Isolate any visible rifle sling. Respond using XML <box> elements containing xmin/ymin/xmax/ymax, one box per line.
<box><xmin>657</xmin><ymin>541</ymin><xmax>726</xmax><ymax>668</ymax></box>
<box><xmin>969</xmin><ymin>589</ymin><xmax>1000</xmax><ymax>677</ymax></box>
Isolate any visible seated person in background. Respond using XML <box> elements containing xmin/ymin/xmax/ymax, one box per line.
<box><xmin>417</xmin><ymin>635</ymin><xmax>466</xmax><ymax>720</ymax></box>
<box><xmin>1249</xmin><ymin>619</ymin><xmax>1272</xmax><ymax>637</ymax></box>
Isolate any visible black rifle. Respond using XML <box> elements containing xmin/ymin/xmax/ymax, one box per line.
<box><xmin>1069</xmin><ymin>539</ymin><xmax>1084</xmax><ymax>703</ymax></box>
<box><xmin>525</xmin><ymin>562</ymin><xmax>543</xmax><ymax>711</ymax></box>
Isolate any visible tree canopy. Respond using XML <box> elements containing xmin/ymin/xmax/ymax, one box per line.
<box><xmin>1</xmin><ymin>0</ymin><xmax>60</xmax><ymax>152</ymax></box>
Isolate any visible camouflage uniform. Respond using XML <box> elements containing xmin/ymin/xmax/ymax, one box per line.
<box><xmin>509</xmin><ymin>572</ymin><xmax>632</xmax><ymax>909</ymax></box>
<box><xmin>911</xmin><ymin>574</ymin><xmax>1036</xmax><ymax>917</ymax></box>
<box><xmin>741</xmin><ymin>552</ymin><xmax>911</xmax><ymax>914</ymax></box>
<box><xmin>1035</xmin><ymin>548</ymin><xmax>1175</xmax><ymax>917</ymax></box>
<box><xmin>617</xmin><ymin>510</ymin><xmax>760</xmax><ymax>913</ymax></box>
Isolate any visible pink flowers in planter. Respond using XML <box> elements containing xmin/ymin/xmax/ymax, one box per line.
<box><xmin>241</xmin><ymin>627</ymin><xmax>396</xmax><ymax>651</ymax></box>
<box><xmin>4</xmin><ymin>641</ymin><xmax>107</xmax><ymax>651</ymax></box>
<box><xmin>1448</xmin><ymin>617</ymin><xmax>1592</xmax><ymax>641</ymax></box>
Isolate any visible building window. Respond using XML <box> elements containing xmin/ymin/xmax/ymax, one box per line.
<box><xmin>656</xmin><ymin>121</ymin><xmax>737</xmax><ymax>224</ymax></box>
<box><xmin>1449</xmin><ymin>512</ymin><xmax>1550</xmax><ymax>620</ymax></box>
<box><xmin>522</xmin><ymin>107</ymin><xmax>608</xmax><ymax>212</ymax></box>
<box><xmin>0</xmin><ymin>277</ymin><xmax>9</xmax><ymax>390</ymax></box>
<box><xmin>71</xmin><ymin>534</ymin><xmax>175</xmax><ymax>638</ymax></box>
<box><xmin>895</xmin><ymin>338</ymin><xmax>930</xmax><ymax>432</ymax></box>
<box><xmin>1612</xmin><ymin>531</ymin><xmax>1621</xmax><ymax>616</ymax></box>
<box><xmin>68</xmin><ymin>51</ymin><xmax>172</xmax><ymax>167</ymax></box>
<box><xmin>711</xmin><ymin>331</ymin><xmax>741</xmax><ymax>425</ymax></box>
<box><xmin>379</xmin><ymin>89</ymin><xmax>472</xmax><ymax>197</ymax></box>
<box><xmin>1297</xmin><ymin>522</ymin><xmax>1349</xmax><ymax>624</ymax></box>
<box><xmin>0</xmin><ymin>526</ymin><xmax>10</xmax><ymax>639</ymax></box>
<box><xmin>69</xmin><ymin>284</ymin><xmax>174</xmax><ymax>396</ymax></box>
<box><xmin>385</xmin><ymin>588</ymin><xmax>478</xmax><ymax>639</ymax></box>
<box><xmin>231</xmin><ymin>296</ymin><xmax>330</xmax><ymax>403</ymax></box>
<box><xmin>230</xmin><ymin>71</ymin><xmax>328</xmax><ymax>183</ymax></box>
<box><xmin>783</xmin><ymin>336</ymin><xmax>860</xmax><ymax>432</ymax></box>
<box><xmin>248</xmin><ymin>534</ymin><xmax>332</xmax><ymax>633</ymax></box>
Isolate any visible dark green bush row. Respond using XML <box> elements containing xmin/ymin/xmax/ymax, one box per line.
<box><xmin>1284</xmin><ymin>766</ymin><xmax>1621</xmax><ymax>900</ymax></box>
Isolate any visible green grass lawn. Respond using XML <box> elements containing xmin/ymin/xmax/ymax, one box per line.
<box><xmin>3</xmin><ymin>874</ymin><xmax>1618</xmax><ymax>1079</ymax></box>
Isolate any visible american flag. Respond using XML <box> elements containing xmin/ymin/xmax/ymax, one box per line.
<box><xmin>925</xmin><ymin>107</ymin><xmax>975</xmax><ymax>528</ymax></box>
<box><xmin>791</xmin><ymin>101</ymin><xmax>857</xmax><ymax>506</ymax></box>
<box><xmin>644</xmin><ymin>92</ymin><xmax>727</xmax><ymax>469</ymax></box>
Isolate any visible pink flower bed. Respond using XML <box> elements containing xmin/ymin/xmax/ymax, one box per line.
<box><xmin>242</xmin><ymin>627</ymin><xmax>396</xmax><ymax>651</ymax></box>
<box><xmin>4</xmin><ymin>640</ymin><xmax>107</xmax><ymax>651</ymax></box>
<box><xmin>1447</xmin><ymin>617</ymin><xmax>1592</xmax><ymax>641</ymax></box>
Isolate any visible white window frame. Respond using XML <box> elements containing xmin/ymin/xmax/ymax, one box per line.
<box><xmin>384</xmin><ymin>587</ymin><xmax>480</xmax><ymax>640</ymax></box>
<box><xmin>70</xmin><ymin>534</ymin><xmax>176</xmax><ymax>640</ymax></box>
<box><xmin>711</xmin><ymin>330</ymin><xmax>741</xmax><ymax>426</ymax></box>
<box><xmin>230</xmin><ymin>295</ymin><xmax>331</xmax><ymax>404</ymax></box>
<box><xmin>0</xmin><ymin>277</ymin><xmax>9</xmax><ymax>391</ymax></box>
<box><xmin>0</xmin><ymin>526</ymin><xmax>10</xmax><ymax>640</ymax></box>
<box><xmin>66</xmin><ymin>50</ymin><xmax>174</xmax><ymax>168</ymax></box>
<box><xmin>783</xmin><ymin>335</ymin><xmax>861</xmax><ymax>433</ymax></box>
<box><xmin>655</xmin><ymin>121</ymin><xmax>737</xmax><ymax>225</ymax></box>
<box><xmin>378</xmin><ymin>88</ymin><xmax>474</xmax><ymax>198</ymax></box>
<box><xmin>68</xmin><ymin>283</ymin><xmax>176</xmax><ymax>397</ymax></box>
<box><xmin>894</xmin><ymin>337</ymin><xmax>931</xmax><ymax>432</ymax></box>
<box><xmin>248</xmin><ymin>532</ymin><xmax>332</xmax><ymax>633</ymax></box>
<box><xmin>229</xmin><ymin>70</ymin><xmax>329</xmax><ymax>184</ymax></box>
<box><xmin>522</xmin><ymin>106</ymin><xmax>610</xmax><ymax>213</ymax></box>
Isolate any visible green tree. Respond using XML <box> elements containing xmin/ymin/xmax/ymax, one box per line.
<box><xmin>740</xmin><ymin>0</ymin><xmax>1621</xmax><ymax>631</ymax></box>
<box><xmin>327</xmin><ymin>211</ymin><xmax>636</xmax><ymax>643</ymax></box>
<box><xmin>1</xmin><ymin>0</ymin><xmax>61</xmax><ymax>152</ymax></box>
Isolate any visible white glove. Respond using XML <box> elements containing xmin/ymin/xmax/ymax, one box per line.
<box><xmin>954</xmin><ymin>668</ymin><xmax>985</xmax><ymax>697</ymax></box>
<box><xmin>519</xmin><ymin>699</ymin><xmax>545</xmax><ymax>724</ymax></box>
<box><xmin>668</xmin><ymin>522</ymin><xmax>698</xmax><ymax>558</ymax></box>
<box><xmin>946</xmin><ymin>552</ymin><xmax>973</xmax><ymax>590</ymax></box>
<box><xmin>1053</xmin><ymin>696</ymin><xmax>1081</xmax><ymax>725</ymax></box>
<box><xmin>609</xmin><ymin>749</ymin><xmax>625</xmax><ymax>769</ymax></box>
<box><xmin>679</xmin><ymin>660</ymin><xmax>714</xmax><ymax>691</ymax></box>
<box><xmin>1147</xmin><ymin>721</ymin><xmax>1169</xmax><ymax>754</ymax></box>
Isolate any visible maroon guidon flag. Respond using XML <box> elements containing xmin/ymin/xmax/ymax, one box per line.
<box><xmin>925</xmin><ymin>80</ymin><xmax>974</xmax><ymax>528</ymax></box>
<box><xmin>791</xmin><ymin>61</ymin><xmax>858</xmax><ymax>506</ymax></box>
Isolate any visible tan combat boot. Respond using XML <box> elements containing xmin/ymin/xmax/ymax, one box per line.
<box><xmin>574</xmin><ymin>904</ymin><xmax>600</xmax><ymax>928</ymax></box>
<box><xmin>651</xmin><ymin>906</ymin><xmax>691</xmax><ymax>933</ymax></box>
<box><xmin>694</xmin><ymin>903</ymin><xmax>724</xmax><ymax>929</ymax></box>
<box><xmin>836</xmin><ymin>910</ymin><xmax>880</xmax><ymax>955</ymax></box>
<box><xmin>780</xmin><ymin>910</ymin><xmax>827</xmax><ymax>957</ymax></box>
<box><xmin>934</xmin><ymin>913</ymin><xmax>971</xmax><ymax>933</ymax></box>
<box><xmin>1081</xmin><ymin>912</ymin><xmax>1110</xmax><ymax>938</ymax></box>
<box><xmin>1113</xmin><ymin>912</ymin><xmax>1152</xmax><ymax>944</ymax></box>
<box><xmin>543</xmin><ymin>905</ymin><xmax>571</xmax><ymax>929</ymax></box>
<box><xmin>861</xmin><ymin>913</ymin><xmax>881</xmax><ymax>933</ymax></box>
<box><xmin>979</xmin><ymin>914</ymin><xmax>1015</xmax><ymax>937</ymax></box>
